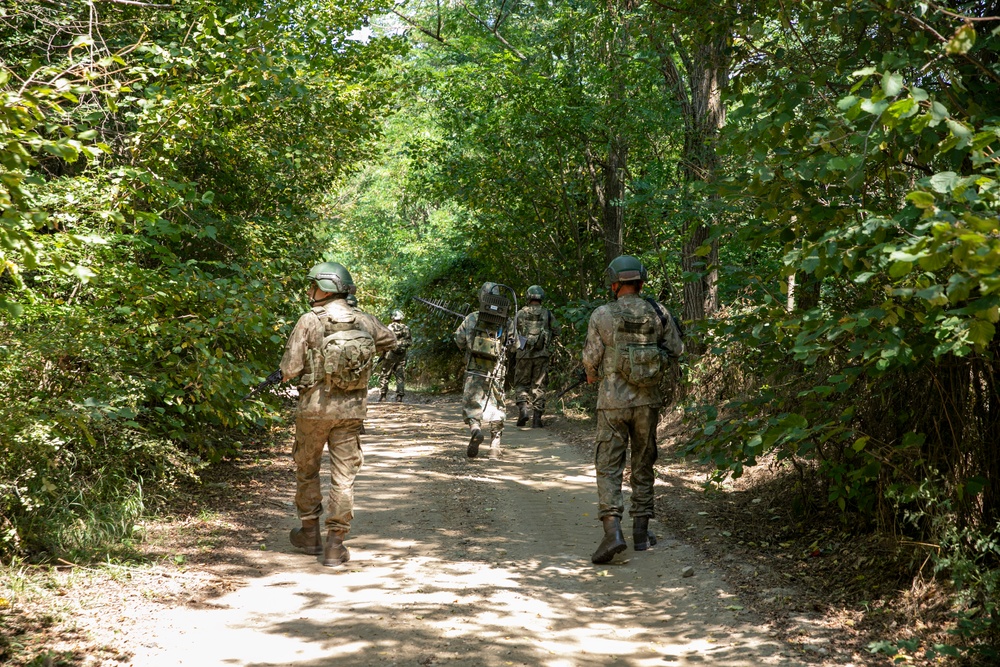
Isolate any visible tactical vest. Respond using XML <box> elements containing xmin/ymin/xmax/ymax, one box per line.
<box><xmin>518</xmin><ymin>307</ymin><xmax>548</xmax><ymax>351</ymax></box>
<box><xmin>469</xmin><ymin>292</ymin><xmax>510</xmax><ymax>361</ymax></box>
<box><xmin>388</xmin><ymin>322</ymin><xmax>410</xmax><ymax>353</ymax></box>
<box><xmin>301</xmin><ymin>307</ymin><xmax>377</xmax><ymax>391</ymax></box>
<box><xmin>604</xmin><ymin>300</ymin><xmax>663</xmax><ymax>388</ymax></box>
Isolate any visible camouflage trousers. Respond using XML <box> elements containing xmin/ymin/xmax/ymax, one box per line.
<box><xmin>594</xmin><ymin>406</ymin><xmax>659</xmax><ymax>520</ymax></box>
<box><xmin>512</xmin><ymin>356</ymin><xmax>549</xmax><ymax>411</ymax></box>
<box><xmin>462</xmin><ymin>371</ymin><xmax>505</xmax><ymax>437</ymax></box>
<box><xmin>292</xmin><ymin>418</ymin><xmax>364</xmax><ymax>533</ymax></box>
<box><xmin>379</xmin><ymin>352</ymin><xmax>407</xmax><ymax>398</ymax></box>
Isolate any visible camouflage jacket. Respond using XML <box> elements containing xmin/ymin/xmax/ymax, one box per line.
<box><xmin>514</xmin><ymin>304</ymin><xmax>560</xmax><ymax>359</ymax></box>
<box><xmin>387</xmin><ymin>322</ymin><xmax>412</xmax><ymax>356</ymax></box>
<box><xmin>454</xmin><ymin>312</ymin><xmax>514</xmax><ymax>375</ymax></box>
<box><xmin>280</xmin><ymin>298</ymin><xmax>396</xmax><ymax>420</ymax></box>
<box><xmin>582</xmin><ymin>293</ymin><xmax>684</xmax><ymax>410</ymax></box>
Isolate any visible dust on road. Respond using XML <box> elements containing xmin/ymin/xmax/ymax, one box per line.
<box><xmin>126</xmin><ymin>398</ymin><xmax>807</xmax><ymax>667</ymax></box>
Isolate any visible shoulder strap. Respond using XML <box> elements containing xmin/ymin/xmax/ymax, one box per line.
<box><xmin>643</xmin><ymin>297</ymin><xmax>668</xmax><ymax>329</ymax></box>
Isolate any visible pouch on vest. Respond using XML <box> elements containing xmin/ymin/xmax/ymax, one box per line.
<box><xmin>621</xmin><ymin>345</ymin><xmax>662</xmax><ymax>387</ymax></box>
<box><xmin>313</xmin><ymin>309</ymin><xmax>377</xmax><ymax>391</ymax></box>
<box><xmin>610</xmin><ymin>308</ymin><xmax>662</xmax><ymax>388</ymax></box>
<box><xmin>470</xmin><ymin>332</ymin><xmax>501</xmax><ymax>360</ymax></box>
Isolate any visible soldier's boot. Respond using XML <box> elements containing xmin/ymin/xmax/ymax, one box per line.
<box><xmin>591</xmin><ymin>516</ymin><xmax>627</xmax><ymax>564</ymax></box>
<box><xmin>395</xmin><ymin>394</ymin><xmax>403</xmax><ymax>403</ymax></box>
<box><xmin>321</xmin><ymin>529</ymin><xmax>350</xmax><ymax>567</ymax></box>
<box><xmin>289</xmin><ymin>518</ymin><xmax>322</xmax><ymax>555</ymax></box>
<box><xmin>532</xmin><ymin>409</ymin><xmax>544</xmax><ymax>428</ymax></box>
<box><xmin>378</xmin><ymin>391</ymin><xmax>387</xmax><ymax>403</ymax></box>
<box><xmin>467</xmin><ymin>425</ymin><xmax>484</xmax><ymax>458</ymax></box>
<box><xmin>633</xmin><ymin>516</ymin><xmax>658</xmax><ymax>551</ymax></box>
<box><xmin>488</xmin><ymin>432</ymin><xmax>503</xmax><ymax>460</ymax></box>
<box><xmin>516</xmin><ymin>402</ymin><xmax>529</xmax><ymax>427</ymax></box>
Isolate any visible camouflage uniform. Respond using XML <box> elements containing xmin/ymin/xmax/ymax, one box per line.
<box><xmin>582</xmin><ymin>293</ymin><xmax>683</xmax><ymax>521</ymax></box>
<box><xmin>512</xmin><ymin>303</ymin><xmax>560</xmax><ymax>413</ymax></box>
<box><xmin>454</xmin><ymin>311</ymin><xmax>512</xmax><ymax>446</ymax></box>
<box><xmin>280</xmin><ymin>298</ymin><xmax>396</xmax><ymax>533</ymax></box>
<box><xmin>379</xmin><ymin>321</ymin><xmax>412</xmax><ymax>400</ymax></box>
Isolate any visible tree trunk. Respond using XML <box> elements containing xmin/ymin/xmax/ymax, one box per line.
<box><xmin>602</xmin><ymin>135</ymin><xmax>627</xmax><ymax>265</ymax></box>
<box><xmin>647</xmin><ymin>11</ymin><xmax>730</xmax><ymax>322</ymax></box>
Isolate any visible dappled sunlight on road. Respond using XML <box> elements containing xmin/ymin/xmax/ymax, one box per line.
<box><xmin>128</xmin><ymin>400</ymin><xmax>805</xmax><ymax>667</ymax></box>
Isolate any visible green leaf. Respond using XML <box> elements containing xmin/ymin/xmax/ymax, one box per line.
<box><xmin>945</xmin><ymin>24</ymin><xmax>976</xmax><ymax>55</ymax></box>
<box><xmin>929</xmin><ymin>171</ymin><xmax>958</xmax><ymax>193</ymax></box>
<box><xmin>906</xmin><ymin>191</ymin><xmax>935</xmax><ymax>209</ymax></box>
<box><xmin>853</xmin><ymin>436</ymin><xmax>869</xmax><ymax>452</ymax></box>
<box><xmin>915</xmin><ymin>285</ymin><xmax>947</xmax><ymax>305</ymax></box>
<box><xmin>930</xmin><ymin>101</ymin><xmax>949</xmax><ymax>122</ymax></box>
<box><xmin>881</xmin><ymin>71</ymin><xmax>904</xmax><ymax>97</ymax></box>
<box><xmin>837</xmin><ymin>95</ymin><xmax>858</xmax><ymax>111</ymax></box>
<box><xmin>968</xmin><ymin>320</ymin><xmax>995</xmax><ymax>348</ymax></box>
<box><xmin>889</xmin><ymin>261</ymin><xmax>913</xmax><ymax>278</ymax></box>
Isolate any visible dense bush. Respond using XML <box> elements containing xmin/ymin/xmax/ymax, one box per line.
<box><xmin>1</xmin><ymin>0</ymin><xmax>397</xmax><ymax>561</ymax></box>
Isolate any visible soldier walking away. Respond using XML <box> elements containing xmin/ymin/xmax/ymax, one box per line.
<box><xmin>582</xmin><ymin>255</ymin><xmax>683</xmax><ymax>565</ymax></box>
<box><xmin>513</xmin><ymin>285</ymin><xmax>560</xmax><ymax>428</ymax></box>
<box><xmin>379</xmin><ymin>310</ymin><xmax>412</xmax><ymax>403</ymax></box>
<box><xmin>454</xmin><ymin>282</ymin><xmax>517</xmax><ymax>460</ymax></box>
<box><xmin>279</xmin><ymin>261</ymin><xmax>396</xmax><ymax>567</ymax></box>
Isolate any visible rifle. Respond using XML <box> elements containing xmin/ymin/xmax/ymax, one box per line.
<box><xmin>553</xmin><ymin>368</ymin><xmax>589</xmax><ymax>401</ymax></box>
<box><xmin>242</xmin><ymin>368</ymin><xmax>282</xmax><ymax>401</ymax></box>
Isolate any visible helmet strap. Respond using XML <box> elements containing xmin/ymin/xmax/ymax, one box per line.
<box><xmin>308</xmin><ymin>284</ymin><xmax>340</xmax><ymax>307</ymax></box>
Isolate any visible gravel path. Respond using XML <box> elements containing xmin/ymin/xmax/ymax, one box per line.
<box><xmin>125</xmin><ymin>399</ymin><xmax>808</xmax><ymax>667</ymax></box>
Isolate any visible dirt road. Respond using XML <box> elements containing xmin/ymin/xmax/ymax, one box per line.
<box><xmin>125</xmin><ymin>398</ymin><xmax>807</xmax><ymax>667</ymax></box>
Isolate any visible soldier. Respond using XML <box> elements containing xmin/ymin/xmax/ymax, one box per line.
<box><xmin>513</xmin><ymin>285</ymin><xmax>560</xmax><ymax>428</ymax></box>
<box><xmin>582</xmin><ymin>255</ymin><xmax>683</xmax><ymax>564</ymax></box>
<box><xmin>379</xmin><ymin>310</ymin><xmax>412</xmax><ymax>403</ymax></box>
<box><xmin>280</xmin><ymin>262</ymin><xmax>396</xmax><ymax>567</ymax></box>
<box><xmin>454</xmin><ymin>282</ymin><xmax>515</xmax><ymax>460</ymax></box>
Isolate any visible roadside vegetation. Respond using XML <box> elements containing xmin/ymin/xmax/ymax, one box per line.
<box><xmin>3</xmin><ymin>0</ymin><xmax>1000</xmax><ymax>663</ymax></box>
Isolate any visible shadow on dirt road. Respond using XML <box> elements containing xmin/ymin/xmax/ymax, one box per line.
<box><xmin>127</xmin><ymin>399</ymin><xmax>807</xmax><ymax>667</ymax></box>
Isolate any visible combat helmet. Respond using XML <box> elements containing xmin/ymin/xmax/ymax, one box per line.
<box><xmin>604</xmin><ymin>255</ymin><xmax>647</xmax><ymax>287</ymax></box>
<box><xmin>479</xmin><ymin>281</ymin><xmax>500</xmax><ymax>301</ymax></box>
<box><xmin>307</xmin><ymin>261</ymin><xmax>355</xmax><ymax>295</ymax></box>
<box><xmin>392</xmin><ymin>309</ymin><xmax>404</xmax><ymax>321</ymax></box>
<box><xmin>525</xmin><ymin>285</ymin><xmax>545</xmax><ymax>302</ymax></box>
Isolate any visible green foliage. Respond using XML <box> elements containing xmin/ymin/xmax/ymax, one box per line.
<box><xmin>1</xmin><ymin>0</ymin><xmax>398</xmax><ymax>560</ymax></box>
<box><xmin>677</xmin><ymin>0</ymin><xmax>1000</xmax><ymax>649</ymax></box>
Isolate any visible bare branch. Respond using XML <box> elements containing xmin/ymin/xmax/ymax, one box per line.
<box><xmin>927</xmin><ymin>2</ymin><xmax>1000</xmax><ymax>22</ymax></box>
<box><xmin>458</xmin><ymin>1</ymin><xmax>527</xmax><ymax>62</ymax></box>
<box><xmin>871</xmin><ymin>0</ymin><xmax>1000</xmax><ymax>86</ymax></box>
<box><xmin>391</xmin><ymin>8</ymin><xmax>448</xmax><ymax>44</ymax></box>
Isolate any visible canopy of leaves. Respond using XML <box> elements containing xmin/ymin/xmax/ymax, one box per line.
<box><xmin>1</xmin><ymin>0</ymin><xmax>400</xmax><ymax>558</ymax></box>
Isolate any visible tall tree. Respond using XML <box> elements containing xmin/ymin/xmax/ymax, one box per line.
<box><xmin>643</xmin><ymin>1</ymin><xmax>733</xmax><ymax>321</ymax></box>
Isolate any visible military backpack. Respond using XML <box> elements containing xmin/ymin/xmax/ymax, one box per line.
<box><xmin>607</xmin><ymin>300</ymin><xmax>664</xmax><ymax>388</ymax></box>
<box><xmin>306</xmin><ymin>307</ymin><xmax>377</xmax><ymax>391</ymax></box>
<box><xmin>518</xmin><ymin>307</ymin><xmax>549</xmax><ymax>352</ymax></box>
